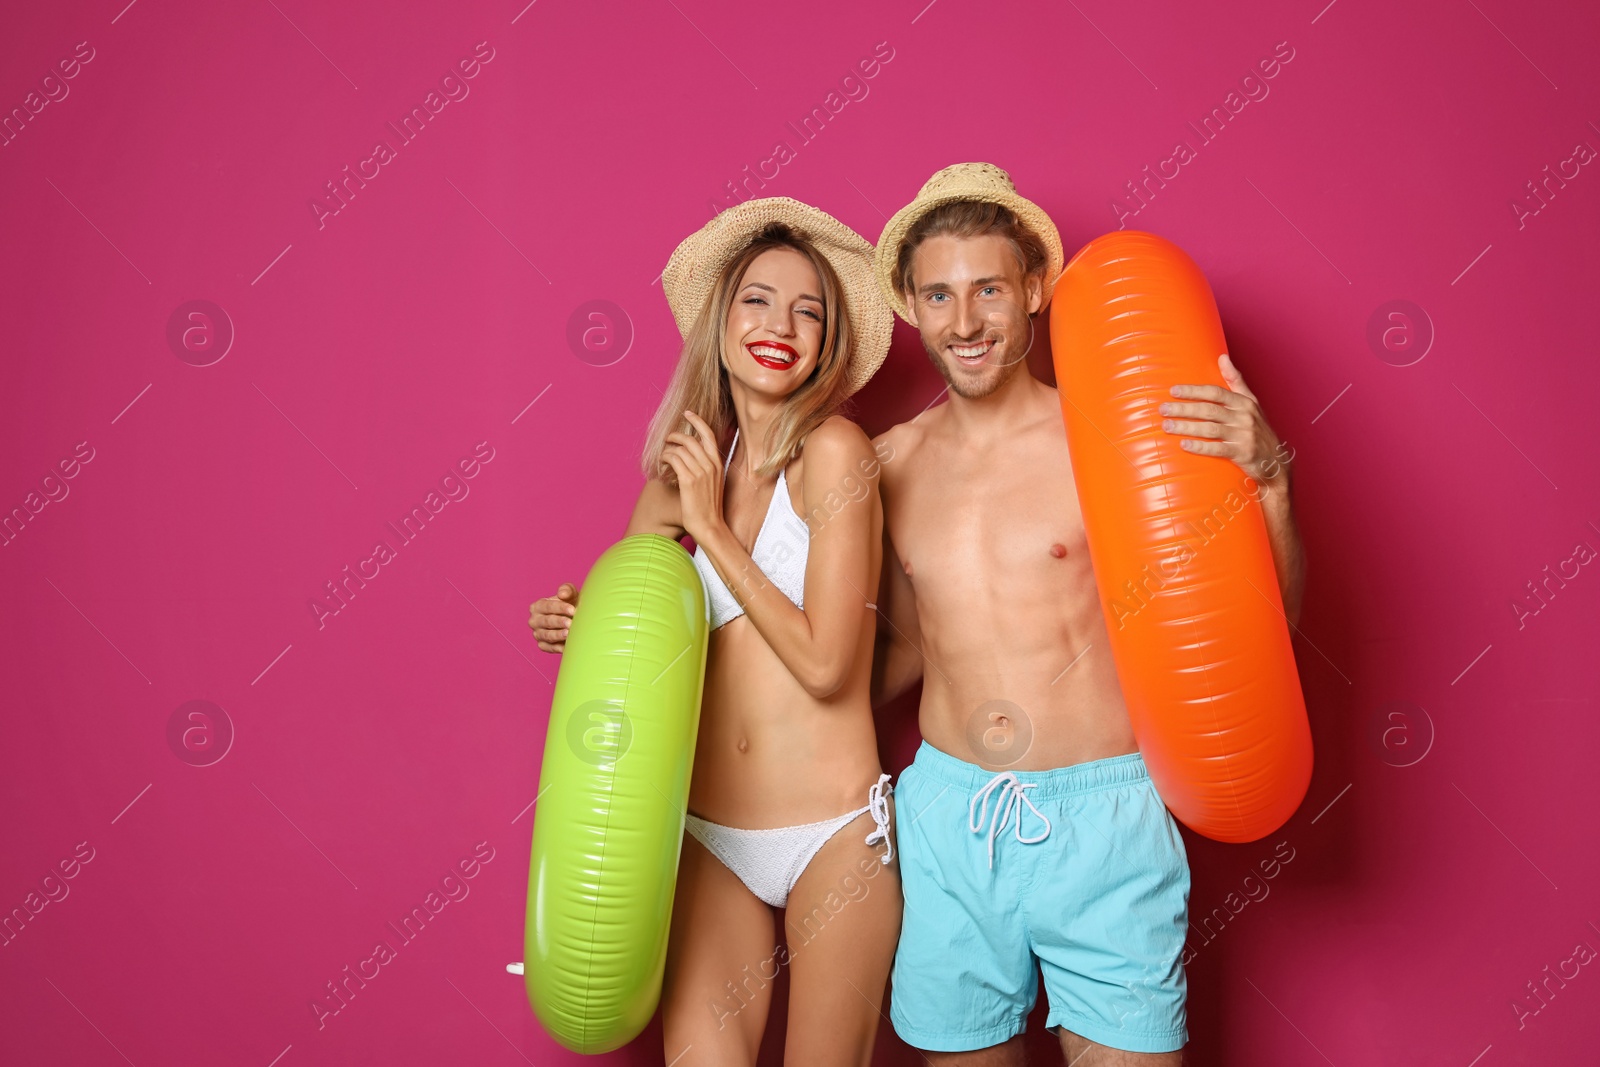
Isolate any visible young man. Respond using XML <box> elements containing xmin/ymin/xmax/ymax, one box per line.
<box><xmin>871</xmin><ymin>163</ymin><xmax>1305</xmax><ymax>1064</ymax></box>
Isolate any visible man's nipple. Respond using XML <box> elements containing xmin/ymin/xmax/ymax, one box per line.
<box><xmin>1050</xmin><ymin>543</ymin><xmax>1068</xmax><ymax>559</ymax></box>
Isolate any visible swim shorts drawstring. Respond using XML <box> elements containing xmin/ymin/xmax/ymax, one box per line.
<box><xmin>969</xmin><ymin>771</ymin><xmax>1052</xmax><ymax>869</ymax></box>
<box><xmin>864</xmin><ymin>772</ymin><xmax>895</xmax><ymax>864</ymax></box>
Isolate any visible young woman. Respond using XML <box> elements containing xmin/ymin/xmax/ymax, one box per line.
<box><xmin>529</xmin><ymin>198</ymin><xmax>900</xmax><ymax>1066</ymax></box>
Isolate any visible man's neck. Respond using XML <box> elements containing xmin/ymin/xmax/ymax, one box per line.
<box><xmin>942</xmin><ymin>361</ymin><xmax>1047</xmax><ymax>441</ymax></box>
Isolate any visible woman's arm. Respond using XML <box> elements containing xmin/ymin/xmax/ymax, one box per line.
<box><xmin>667</xmin><ymin>412</ymin><xmax>878</xmax><ymax>700</ymax></box>
<box><xmin>529</xmin><ymin>476</ymin><xmax>685</xmax><ymax>652</ymax></box>
<box><xmin>625</xmin><ymin>474</ymin><xmax>686</xmax><ymax>539</ymax></box>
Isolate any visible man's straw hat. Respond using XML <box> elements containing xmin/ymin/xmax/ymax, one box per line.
<box><xmin>662</xmin><ymin>197</ymin><xmax>893</xmax><ymax>397</ymax></box>
<box><xmin>873</xmin><ymin>162</ymin><xmax>1065</xmax><ymax>323</ymax></box>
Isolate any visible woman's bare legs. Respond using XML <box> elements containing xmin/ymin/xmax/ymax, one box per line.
<box><xmin>663</xmin><ymin>836</ymin><xmax>782</xmax><ymax>1067</ymax></box>
<box><xmin>781</xmin><ymin>803</ymin><xmax>903</xmax><ymax>1067</ymax></box>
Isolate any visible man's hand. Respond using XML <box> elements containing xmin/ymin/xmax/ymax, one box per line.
<box><xmin>1159</xmin><ymin>353</ymin><xmax>1292</xmax><ymax>492</ymax></box>
<box><xmin>529</xmin><ymin>583</ymin><xmax>578</xmax><ymax>653</ymax></box>
<box><xmin>1161</xmin><ymin>352</ymin><xmax>1306</xmax><ymax>625</ymax></box>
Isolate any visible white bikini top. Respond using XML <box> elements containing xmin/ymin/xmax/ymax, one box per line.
<box><xmin>691</xmin><ymin>429</ymin><xmax>810</xmax><ymax>630</ymax></box>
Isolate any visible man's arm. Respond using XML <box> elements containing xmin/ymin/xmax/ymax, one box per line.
<box><xmin>1161</xmin><ymin>353</ymin><xmax>1307</xmax><ymax>628</ymax></box>
<box><xmin>1257</xmin><ymin>461</ymin><xmax>1306</xmax><ymax>629</ymax></box>
<box><xmin>871</xmin><ymin>527</ymin><xmax>925</xmax><ymax>706</ymax></box>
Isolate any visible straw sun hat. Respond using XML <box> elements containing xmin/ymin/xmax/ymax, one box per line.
<box><xmin>873</xmin><ymin>162</ymin><xmax>1065</xmax><ymax>323</ymax></box>
<box><xmin>662</xmin><ymin>197</ymin><xmax>893</xmax><ymax>397</ymax></box>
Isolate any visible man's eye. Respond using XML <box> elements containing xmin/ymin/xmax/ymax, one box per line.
<box><xmin>980</xmin><ymin>287</ymin><xmax>999</xmax><ymax>296</ymax></box>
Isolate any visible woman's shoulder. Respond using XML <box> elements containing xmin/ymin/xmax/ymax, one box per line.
<box><xmin>804</xmin><ymin>414</ymin><xmax>872</xmax><ymax>457</ymax></box>
<box><xmin>795</xmin><ymin>415</ymin><xmax>875</xmax><ymax>492</ymax></box>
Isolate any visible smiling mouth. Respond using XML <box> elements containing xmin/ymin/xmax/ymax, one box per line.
<box><xmin>747</xmin><ymin>341</ymin><xmax>798</xmax><ymax>370</ymax></box>
<box><xmin>948</xmin><ymin>339</ymin><xmax>996</xmax><ymax>365</ymax></box>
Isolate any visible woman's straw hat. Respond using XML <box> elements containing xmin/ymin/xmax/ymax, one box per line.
<box><xmin>662</xmin><ymin>197</ymin><xmax>893</xmax><ymax>397</ymax></box>
<box><xmin>873</xmin><ymin>162</ymin><xmax>1065</xmax><ymax>323</ymax></box>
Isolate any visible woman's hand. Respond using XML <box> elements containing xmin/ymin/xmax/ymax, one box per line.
<box><xmin>529</xmin><ymin>583</ymin><xmax>578</xmax><ymax>653</ymax></box>
<box><xmin>660</xmin><ymin>410</ymin><xmax>728</xmax><ymax>548</ymax></box>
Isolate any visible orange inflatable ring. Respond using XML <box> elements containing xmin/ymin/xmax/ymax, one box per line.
<box><xmin>1050</xmin><ymin>230</ymin><xmax>1312</xmax><ymax>843</ymax></box>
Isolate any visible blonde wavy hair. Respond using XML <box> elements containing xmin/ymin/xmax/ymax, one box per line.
<box><xmin>642</xmin><ymin>223</ymin><xmax>855</xmax><ymax>482</ymax></box>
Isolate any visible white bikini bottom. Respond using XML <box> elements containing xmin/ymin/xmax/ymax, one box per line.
<box><xmin>683</xmin><ymin>773</ymin><xmax>894</xmax><ymax>909</ymax></box>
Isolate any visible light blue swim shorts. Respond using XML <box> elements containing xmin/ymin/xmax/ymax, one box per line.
<box><xmin>890</xmin><ymin>742</ymin><xmax>1190</xmax><ymax>1054</ymax></box>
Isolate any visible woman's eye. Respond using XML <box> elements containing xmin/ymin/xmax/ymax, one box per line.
<box><xmin>744</xmin><ymin>296</ymin><xmax>767</xmax><ymax>305</ymax></box>
<box><xmin>799</xmin><ymin>308</ymin><xmax>821</xmax><ymax>320</ymax></box>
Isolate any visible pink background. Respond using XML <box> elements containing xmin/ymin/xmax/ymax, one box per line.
<box><xmin>3</xmin><ymin>0</ymin><xmax>1597</xmax><ymax>1064</ymax></box>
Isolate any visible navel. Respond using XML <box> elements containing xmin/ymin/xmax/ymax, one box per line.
<box><xmin>736</xmin><ymin>737</ymin><xmax>749</xmax><ymax>754</ymax></box>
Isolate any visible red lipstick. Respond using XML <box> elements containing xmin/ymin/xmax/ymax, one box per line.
<box><xmin>746</xmin><ymin>340</ymin><xmax>799</xmax><ymax>371</ymax></box>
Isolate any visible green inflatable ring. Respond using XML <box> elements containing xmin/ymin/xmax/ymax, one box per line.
<box><xmin>523</xmin><ymin>534</ymin><xmax>709</xmax><ymax>1053</ymax></box>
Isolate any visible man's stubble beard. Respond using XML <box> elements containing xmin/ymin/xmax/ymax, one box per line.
<box><xmin>918</xmin><ymin>311</ymin><xmax>1038</xmax><ymax>401</ymax></box>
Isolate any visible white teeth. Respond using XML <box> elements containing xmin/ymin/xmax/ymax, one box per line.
<box><xmin>951</xmin><ymin>341</ymin><xmax>992</xmax><ymax>359</ymax></box>
<box><xmin>751</xmin><ymin>345</ymin><xmax>794</xmax><ymax>363</ymax></box>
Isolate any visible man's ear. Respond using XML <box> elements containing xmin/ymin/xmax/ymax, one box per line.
<box><xmin>902</xmin><ymin>294</ymin><xmax>920</xmax><ymax>329</ymax></box>
<box><xmin>1025</xmin><ymin>273</ymin><xmax>1044</xmax><ymax>316</ymax></box>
